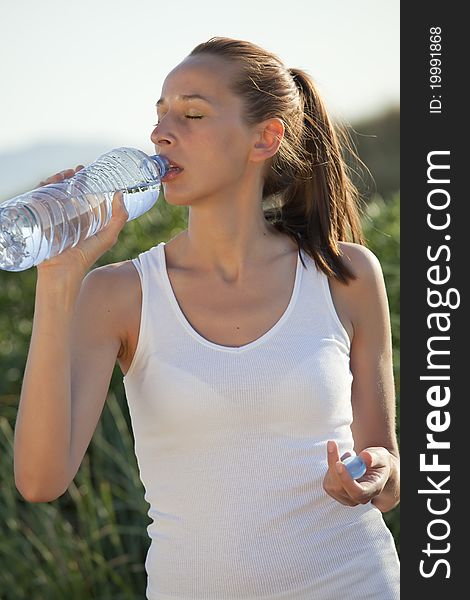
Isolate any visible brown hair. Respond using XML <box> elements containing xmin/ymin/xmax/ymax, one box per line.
<box><xmin>189</xmin><ymin>37</ymin><xmax>368</xmax><ymax>284</ymax></box>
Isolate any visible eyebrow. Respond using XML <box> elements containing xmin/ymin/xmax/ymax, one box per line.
<box><xmin>155</xmin><ymin>94</ymin><xmax>213</xmax><ymax>107</ymax></box>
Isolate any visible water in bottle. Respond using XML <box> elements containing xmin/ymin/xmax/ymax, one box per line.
<box><xmin>0</xmin><ymin>147</ymin><xmax>170</xmax><ymax>272</ymax></box>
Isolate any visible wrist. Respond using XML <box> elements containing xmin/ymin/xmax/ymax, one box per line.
<box><xmin>371</xmin><ymin>449</ymin><xmax>400</xmax><ymax>513</ymax></box>
<box><xmin>36</xmin><ymin>267</ymin><xmax>85</xmax><ymax>311</ymax></box>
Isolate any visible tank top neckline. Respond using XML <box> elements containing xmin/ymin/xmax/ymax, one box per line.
<box><xmin>157</xmin><ymin>241</ymin><xmax>304</xmax><ymax>353</ymax></box>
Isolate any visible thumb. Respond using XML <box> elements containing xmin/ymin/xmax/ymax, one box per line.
<box><xmin>111</xmin><ymin>190</ymin><xmax>129</xmax><ymax>225</ymax></box>
<box><xmin>98</xmin><ymin>191</ymin><xmax>128</xmax><ymax>247</ymax></box>
<box><xmin>358</xmin><ymin>448</ymin><xmax>383</xmax><ymax>470</ymax></box>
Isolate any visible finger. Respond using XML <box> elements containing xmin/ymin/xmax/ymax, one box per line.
<box><xmin>50</xmin><ymin>171</ymin><xmax>69</xmax><ymax>182</ymax></box>
<box><xmin>111</xmin><ymin>191</ymin><xmax>129</xmax><ymax>223</ymax></box>
<box><xmin>80</xmin><ymin>192</ymin><xmax>128</xmax><ymax>263</ymax></box>
<box><xmin>335</xmin><ymin>461</ymin><xmax>369</xmax><ymax>502</ymax></box>
<box><xmin>101</xmin><ymin>191</ymin><xmax>128</xmax><ymax>244</ymax></box>
<box><xmin>327</xmin><ymin>441</ymin><xmax>354</xmax><ymax>465</ymax></box>
<box><xmin>50</xmin><ymin>169</ymin><xmax>75</xmax><ymax>181</ymax></box>
<box><xmin>38</xmin><ymin>168</ymin><xmax>76</xmax><ymax>187</ymax></box>
<box><xmin>38</xmin><ymin>175</ymin><xmax>60</xmax><ymax>186</ymax></box>
<box><xmin>358</xmin><ymin>450</ymin><xmax>375</xmax><ymax>470</ymax></box>
<box><xmin>326</xmin><ymin>440</ymin><xmax>341</xmax><ymax>472</ymax></box>
<box><xmin>52</xmin><ymin>171</ymin><xmax>66</xmax><ymax>181</ymax></box>
<box><xmin>75</xmin><ymin>164</ymin><xmax>85</xmax><ymax>172</ymax></box>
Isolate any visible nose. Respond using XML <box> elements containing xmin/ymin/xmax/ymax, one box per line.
<box><xmin>150</xmin><ymin>121</ymin><xmax>174</xmax><ymax>149</ymax></box>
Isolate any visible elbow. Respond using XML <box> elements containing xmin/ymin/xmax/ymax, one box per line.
<box><xmin>16</xmin><ymin>484</ymin><xmax>67</xmax><ymax>503</ymax></box>
<box><xmin>17</xmin><ymin>489</ymin><xmax>63</xmax><ymax>503</ymax></box>
<box><xmin>14</xmin><ymin>457</ymin><xmax>71</xmax><ymax>503</ymax></box>
<box><xmin>15</xmin><ymin>473</ymin><xmax>69</xmax><ymax>503</ymax></box>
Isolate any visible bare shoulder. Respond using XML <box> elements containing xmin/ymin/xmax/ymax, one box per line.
<box><xmin>88</xmin><ymin>259</ymin><xmax>140</xmax><ymax>301</ymax></box>
<box><xmin>86</xmin><ymin>259</ymin><xmax>141</xmax><ymax>360</ymax></box>
<box><xmin>335</xmin><ymin>242</ymin><xmax>390</xmax><ymax>334</ymax></box>
<box><xmin>327</xmin><ymin>242</ymin><xmax>387</xmax><ymax>343</ymax></box>
<box><xmin>337</xmin><ymin>241</ymin><xmax>383</xmax><ymax>281</ymax></box>
<box><xmin>91</xmin><ymin>258</ymin><xmax>140</xmax><ymax>281</ymax></box>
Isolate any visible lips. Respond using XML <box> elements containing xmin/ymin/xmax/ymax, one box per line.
<box><xmin>161</xmin><ymin>158</ymin><xmax>183</xmax><ymax>182</ymax></box>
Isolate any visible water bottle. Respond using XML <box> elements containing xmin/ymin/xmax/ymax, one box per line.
<box><xmin>0</xmin><ymin>147</ymin><xmax>170</xmax><ymax>272</ymax></box>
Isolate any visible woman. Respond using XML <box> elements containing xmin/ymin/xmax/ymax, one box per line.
<box><xmin>14</xmin><ymin>37</ymin><xmax>400</xmax><ymax>598</ymax></box>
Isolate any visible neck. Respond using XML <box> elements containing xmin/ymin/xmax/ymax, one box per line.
<box><xmin>177</xmin><ymin>191</ymin><xmax>293</xmax><ymax>283</ymax></box>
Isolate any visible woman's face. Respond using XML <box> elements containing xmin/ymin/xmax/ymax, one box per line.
<box><xmin>151</xmin><ymin>54</ymin><xmax>259</xmax><ymax>205</ymax></box>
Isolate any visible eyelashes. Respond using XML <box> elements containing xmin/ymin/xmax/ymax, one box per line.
<box><xmin>153</xmin><ymin>115</ymin><xmax>204</xmax><ymax>126</ymax></box>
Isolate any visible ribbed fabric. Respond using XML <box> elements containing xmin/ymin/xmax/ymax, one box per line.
<box><xmin>123</xmin><ymin>241</ymin><xmax>400</xmax><ymax>600</ymax></box>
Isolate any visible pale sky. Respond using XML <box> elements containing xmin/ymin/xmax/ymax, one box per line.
<box><xmin>0</xmin><ymin>0</ymin><xmax>399</xmax><ymax>155</ymax></box>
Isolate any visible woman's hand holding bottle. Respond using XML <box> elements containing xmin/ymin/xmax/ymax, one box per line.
<box><xmin>36</xmin><ymin>165</ymin><xmax>129</xmax><ymax>279</ymax></box>
<box><xmin>322</xmin><ymin>440</ymin><xmax>392</xmax><ymax>508</ymax></box>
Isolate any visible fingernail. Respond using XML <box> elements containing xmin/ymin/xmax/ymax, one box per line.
<box><xmin>335</xmin><ymin>463</ymin><xmax>343</xmax><ymax>474</ymax></box>
<box><xmin>327</xmin><ymin>441</ymin><xmax>334</xmax><ymax>453</ymax></box>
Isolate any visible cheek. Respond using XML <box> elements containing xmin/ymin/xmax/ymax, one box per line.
<box><xmin>209</xmin><ymin>115</ymin><xmax>252</xmax><ymax>151</ymax></box>
<box><xmin>195</xmin><ymin>133</ymin><xmax>245</xmax><ymax>173</ymax></box>
<box><xmin>184</xmin><ymin>119</ymin><xmax>252</xmax><ymax>181</ymax></box>
<box><xmin>220</xmin><ymin>125</ymin><xmax>253</xmax><ymax>168</ymax></box>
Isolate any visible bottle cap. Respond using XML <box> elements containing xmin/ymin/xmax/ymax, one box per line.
<box><xmin>342</xmin><ymin>455</ymin><xmax>367</xmax><ymax>480</ymax></box>
<box><xmin>149</xmin><ymin>154</ymin><xmax>170</xmax><ymax>177</ymax></box>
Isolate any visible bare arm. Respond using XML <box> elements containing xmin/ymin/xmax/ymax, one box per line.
<box><xmin>14</xmin><ymin>271</ymin><xmax>83</xmax><ymax>501</ymax></box>
<box><xmin>323</xmin><ymin>243</ymin><xmax>400</xmax><ymax>513</ymax></box>
<box><xmin>13</xmin><ymin>170</ymin><xmax>129</xmax><ymax>502</ymax></box>
<box><xmin>347</xmin><ymin>245</ymin><xmax>400</xmax><ymax>511</ymax></box>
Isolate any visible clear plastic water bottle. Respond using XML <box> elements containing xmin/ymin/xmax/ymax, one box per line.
<box><xmin>0</xmin><ymin>147</ymin><xmax>170</xmax><ymax>272</ymax></box>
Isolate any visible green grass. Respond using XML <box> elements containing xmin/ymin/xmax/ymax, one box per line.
<box><xmin>0</xmin><ymin>392</ymin><xmax>150</xmax><ymax>599</ymax></box>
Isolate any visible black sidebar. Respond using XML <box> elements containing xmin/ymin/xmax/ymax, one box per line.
<box><xmin>401</xmin><ymin>2</ymin><xmax>466</xmax><ymax>597</ymax></box>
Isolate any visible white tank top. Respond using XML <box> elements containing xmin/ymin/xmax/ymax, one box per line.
<box><xmin>123</xmin><ymin>241</ymin><xmax>400</xmax><ymax>599</ymax></box>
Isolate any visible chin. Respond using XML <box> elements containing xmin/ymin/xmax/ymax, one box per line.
<box><xmin>162</xmin><ymin>192</ymin><xmax>193</xmax><ymax>207</ymax></box>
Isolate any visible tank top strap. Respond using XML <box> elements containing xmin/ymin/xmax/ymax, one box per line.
<box><xmin>295</xmin><ymin>249</ymin><xmax>351</xmax><ymax>352</ymax></box>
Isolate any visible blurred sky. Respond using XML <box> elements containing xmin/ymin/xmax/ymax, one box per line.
<box><xmin>0</xmin><ymin>0</ymin><xmax>399</xmax><ymax>155</ymax></box>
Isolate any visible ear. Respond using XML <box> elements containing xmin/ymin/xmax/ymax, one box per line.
<box><xmin>250</xmin><ymin>118</ymin><xmax>285</xmax><ymax>163</ymax></box>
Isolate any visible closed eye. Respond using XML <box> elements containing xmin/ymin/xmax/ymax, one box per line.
<box><xmin>153</xmin><ymin>115</ymin><xmax>203</xmax><ymax>126</ymax></box>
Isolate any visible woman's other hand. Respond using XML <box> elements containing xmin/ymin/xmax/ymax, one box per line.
<box><xmin>322</xmin><ymin>439</ymin><xmax>392</xmax><ymax>508</ymax></box>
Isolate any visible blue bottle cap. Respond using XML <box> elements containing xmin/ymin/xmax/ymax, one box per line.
<box><xmin>342</xmin><ymin>455</ymin><xmax>367</xmax><ymax>480</ymax></box>
<box><xmin>149</xmin><ymin>154</ymin><xmax>170</xmax><ymax>177</ymax></box>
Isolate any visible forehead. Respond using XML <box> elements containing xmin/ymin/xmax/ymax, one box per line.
<box><xmin>160</xmin><ymin>54</ymin><xmax>239</xmax><ymax>102</ymax></box>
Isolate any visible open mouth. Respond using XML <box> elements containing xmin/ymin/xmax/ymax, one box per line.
<box><xmin>162</xmin><ymin>165</ymin><xmax>183</xmax><ymax>182</ymax></box>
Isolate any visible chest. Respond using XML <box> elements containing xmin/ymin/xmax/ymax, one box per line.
<box><xmin>166</xmin><ymin>266</ymin><xmax>298</xmax><ymax>348</ymax></box>
<box><xmin>119</xmin><ymin>254</ymin><xmax>354</xmax><ymax>376</ymax></box>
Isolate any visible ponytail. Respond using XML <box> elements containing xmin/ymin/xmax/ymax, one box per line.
<box><xmin>264</xmin><ymin>68</ymin><xmax>367</xmax><ymax>284</ymax></box>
